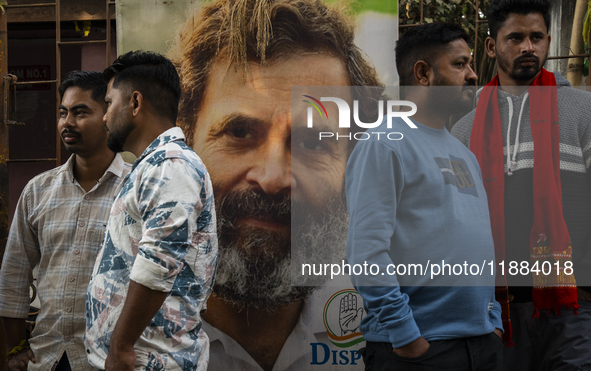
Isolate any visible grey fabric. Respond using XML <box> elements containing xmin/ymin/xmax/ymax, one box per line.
<box><xmin>452</xmin><ymin>72</ymin><xmax>590</xmax><ymax>173</ymax></box>
<box><xmin>451</xmin><ymin>71</ymin><xmax>591</xmax><ymax>369</ymax></box>
<box><xmin>450</xmin><ymin>71</ymin><xmax>591</xmax><ymax>292</ymax></box>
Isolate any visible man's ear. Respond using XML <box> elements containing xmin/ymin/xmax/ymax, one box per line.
<box><xmin>485</xmin><ymin>37</ymin><xmax>496</xmax><ymax>59</ymax></box>
<box><xmin>414</xmin><ymin>60</ymin><xmax>432</xmax><ymax>86</ymax></box>
<box><xmin>131</xmin><ymin>91</ymin><xmax>143</xmax><ymax>117</ymax></box>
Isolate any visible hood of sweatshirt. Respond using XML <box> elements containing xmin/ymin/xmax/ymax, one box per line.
<box><xmin>554</xmin><ymin>71</ymin><xmax>571</xmax><ymax>87</ymax></box>
<box><xmin>476</xmin><ymin>71</ymin><xmax>570</xmax><ymax>175</ymax></box>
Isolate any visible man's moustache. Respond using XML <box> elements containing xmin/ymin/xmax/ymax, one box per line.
<box><xmin>514</xmin><ymin>54</ymin><xmax>540</xmax><ymax>65</ymax></box>
<box><xmin>61</xmin><ymin>128</ymin><xmax>81</xmax><ymax>138</ymax></box>
<box><xmin>217</xmin><ymin>189</ymin><xmax>291</xmax><ymax>225</ymax></box>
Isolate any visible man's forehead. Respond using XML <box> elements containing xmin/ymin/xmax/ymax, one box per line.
<box><xmin>62</xmin><ymin>86</ymin><xmax>95</xmax><ymax>105</ymax></box>
<box><xmin>208</xmin><ymin>54</ymin><xmax>350</xmax><ymax>97</ymax></box>
<box><xmin>439</xmin><ymin>39</ymin><xmax>471</xmax><ymax>61</ymax></box>
<box><xmin>499</xmin><ymin>12</ymin><xmax>548</xmax><ymax>34</ymax></box>
<box><xmin>194</xmin><ymin>55</ymin><xmax>352</xmax><ymax>141</ymax></box>
<box><xmin>106</xmin><ymin>77</ymin><xmax>116</xmax><ymax>90</ymax></box>
<box><xmin>106</xmin><ymin>78</ymin><xmax>130</xmax><ymax>97</ymax></box>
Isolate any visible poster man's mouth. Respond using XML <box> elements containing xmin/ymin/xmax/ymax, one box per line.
<box><xmin>237</xmin><ymin>216</ymin><xmax>290</xmax><ymax>231</ymax></box>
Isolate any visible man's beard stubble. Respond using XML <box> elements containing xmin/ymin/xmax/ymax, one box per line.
<box><xmin>431</xmin><ymin>67</ymin><xmax>476</xmax><ymax>114</ymax></box>
<box><xmin>498</xmin><ymin>52</ymin><xmax>545</xmax><ymax>82</ymax></box>
<box><xmin>213</xmin><ymin>189</ymin><xmax>348</xmax><ymax>310</ymax></box>
<box><xmin>106</xmin><ymin>118</ymin><xmax>135</xmax><ymax>153</ymax></box>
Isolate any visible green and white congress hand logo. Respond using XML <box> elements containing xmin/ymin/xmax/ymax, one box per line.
<box><xmin>323</xmin><ymin>289</ymin><xmax>365</xmax><ymax>347</ymax></box>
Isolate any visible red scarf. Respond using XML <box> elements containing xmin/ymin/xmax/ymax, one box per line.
<box><xmin>469</xmin><ymin>69</ymin><xmax>578</xmax><ymax>346</ymax></box>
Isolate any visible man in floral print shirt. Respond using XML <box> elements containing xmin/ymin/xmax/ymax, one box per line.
<box><xmin>85</xmin><ymin>50</ymin><xmax>218</xmax><ymax>371</ymax></box>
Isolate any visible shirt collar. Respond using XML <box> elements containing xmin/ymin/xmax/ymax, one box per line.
<box><xmin>58</xmin><ymin>153</ymin><xmax>129</xmax><ymax>183</ymax></box>
<box><xmin>204</xmin><ymin>284</ymin><xmax>347</xmax><ymax>344</ymax></box>
<box><xmin>202</xmin><ymin>285</ymin><xmax>354</xmax><ymax>369</ymax></box>
<box><xmin>132</xmin><ymin>127</ymin><xmax>185</xmax><ymax>169</ymax></box>
<box><xmin>103</xmin><ymin>153</ymin><xmax>128</xmax><ymax>179</ymax></box>
<box><xmin>59</xmin><ymin>154</ymin><xmax>77</xmax><ymax>182</ymax></box>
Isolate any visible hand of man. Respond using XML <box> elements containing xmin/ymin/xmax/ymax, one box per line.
<box><xmin>7</xmin><ymin>349</ymin><xmax>35</xmax><ymax>371</ymax></box>
<box><xmin>494</xmin><ymin>328</ymin><xmax>503</xmax><ymax>339</ymax></box>
<box><xmin>392</xmin><ymin>337</ymin><xmax>430</xmax><ymax>358</ymax></box>
<box><xmin>105</xmin><ymin>346</ymin><xmax>136</xmax><ymax>371</ymax></box>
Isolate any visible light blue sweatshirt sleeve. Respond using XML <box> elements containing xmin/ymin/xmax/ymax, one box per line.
<box><xmin>345</xmin><ymin>139</ymin><xmax>421</xmax><ymax>348</ymax></box>
<box><xmin>490</xmin><ymin>298</ymin><xmax>503</xmax><ymax>332</ymax></box>
<box><xmin>469</xmin><ymin>156</ymin><xmax>504</xmax><ymax>333</ymax></box>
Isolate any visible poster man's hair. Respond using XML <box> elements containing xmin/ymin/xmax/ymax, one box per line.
<box><xmin>168</xmin><ymin>0</ymin><xmax>384</xmax><ymax>147</ymax></box>
<box><xmin>104</xmin><ymin>50</ymin><xmax>181</xmax><ymax>123</ymax></box>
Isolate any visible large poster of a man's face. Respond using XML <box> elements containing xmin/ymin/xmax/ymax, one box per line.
<box><xmin>117</xmin><ymin>0</ymin><xmax>396</xmax><ymax>369</ymax></box>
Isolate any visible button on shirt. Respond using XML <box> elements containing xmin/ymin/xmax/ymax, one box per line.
<box><xmin>0</xmin><ymin>154</ymin><xmax>130</xmax><ymax>371</ymax></box>
<box><xmin>86</xmin><ymin>127</ymin><xmax>218</xmax><ymax>371</ymax></box>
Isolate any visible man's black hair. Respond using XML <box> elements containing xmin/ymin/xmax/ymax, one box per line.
<box><xmin>103</xmin><ymin>50</ymin><xmax>181</xmax><ymax>123</ymax></box>
<box><xmin>395</xmin><ymin>23</ymin><xmax>470</xmax><ymax>86</ymax></box>
<box><xmin>59</xmin><ymin>70</ymin><xmax>107</xmax><ymax>104</ymax></box>
<box><xmin>487</xmin><ymin>0</ymin><xmax>551</xmax><ymax>39</ymax></box>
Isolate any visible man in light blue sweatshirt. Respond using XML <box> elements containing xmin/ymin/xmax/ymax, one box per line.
<box><xmin>346</xmin><ymin>23</ymin><xmax>503</xmax><ymax>371</ymax></box>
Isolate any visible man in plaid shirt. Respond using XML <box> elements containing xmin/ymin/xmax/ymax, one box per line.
<box><xmin>0</xmin><ymin>71</ymin><xmax>130</xmax><ymax>371</ymax></box>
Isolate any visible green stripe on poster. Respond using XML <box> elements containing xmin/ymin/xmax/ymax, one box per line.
<box><xmin>325</xmin><ymin>0</ymin><xmax>398</xmax><ymax>15</ymax></box>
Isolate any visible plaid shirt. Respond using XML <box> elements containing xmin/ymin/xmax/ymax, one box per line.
<box><xmin>86</xmin><ymin>127</ymin><xmax>218</xmax><ymax>371</ymax></box>
<box><xmin>0</xmin><ymin>154</ymin><xmax>130</xmax><ymax>371</ymax></box>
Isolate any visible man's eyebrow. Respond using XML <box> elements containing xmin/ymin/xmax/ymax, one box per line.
<box><xmin>505</xmin><ymin>32</ymin><xmax>524</xmax><ymax>38</ymax></box>
<box><xmin>59</xmin><ymin>103</ymin><xmax>91</xmax><ymax>111</ymax></box>
<box><xmin>208</xmin><ymin>113</ymin><xmax>268</xmax><ymax>135</ymax></box>
<box><xmin>455</xmin><ymin>55</ymin><xmax>471</xmax><ymax>63</ymax></box>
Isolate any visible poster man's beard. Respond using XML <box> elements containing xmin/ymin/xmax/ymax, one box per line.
<box><xmin>213</xmin><ymin>189</ymin><xmax>348</xmax><ymax>309</ymax></box>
